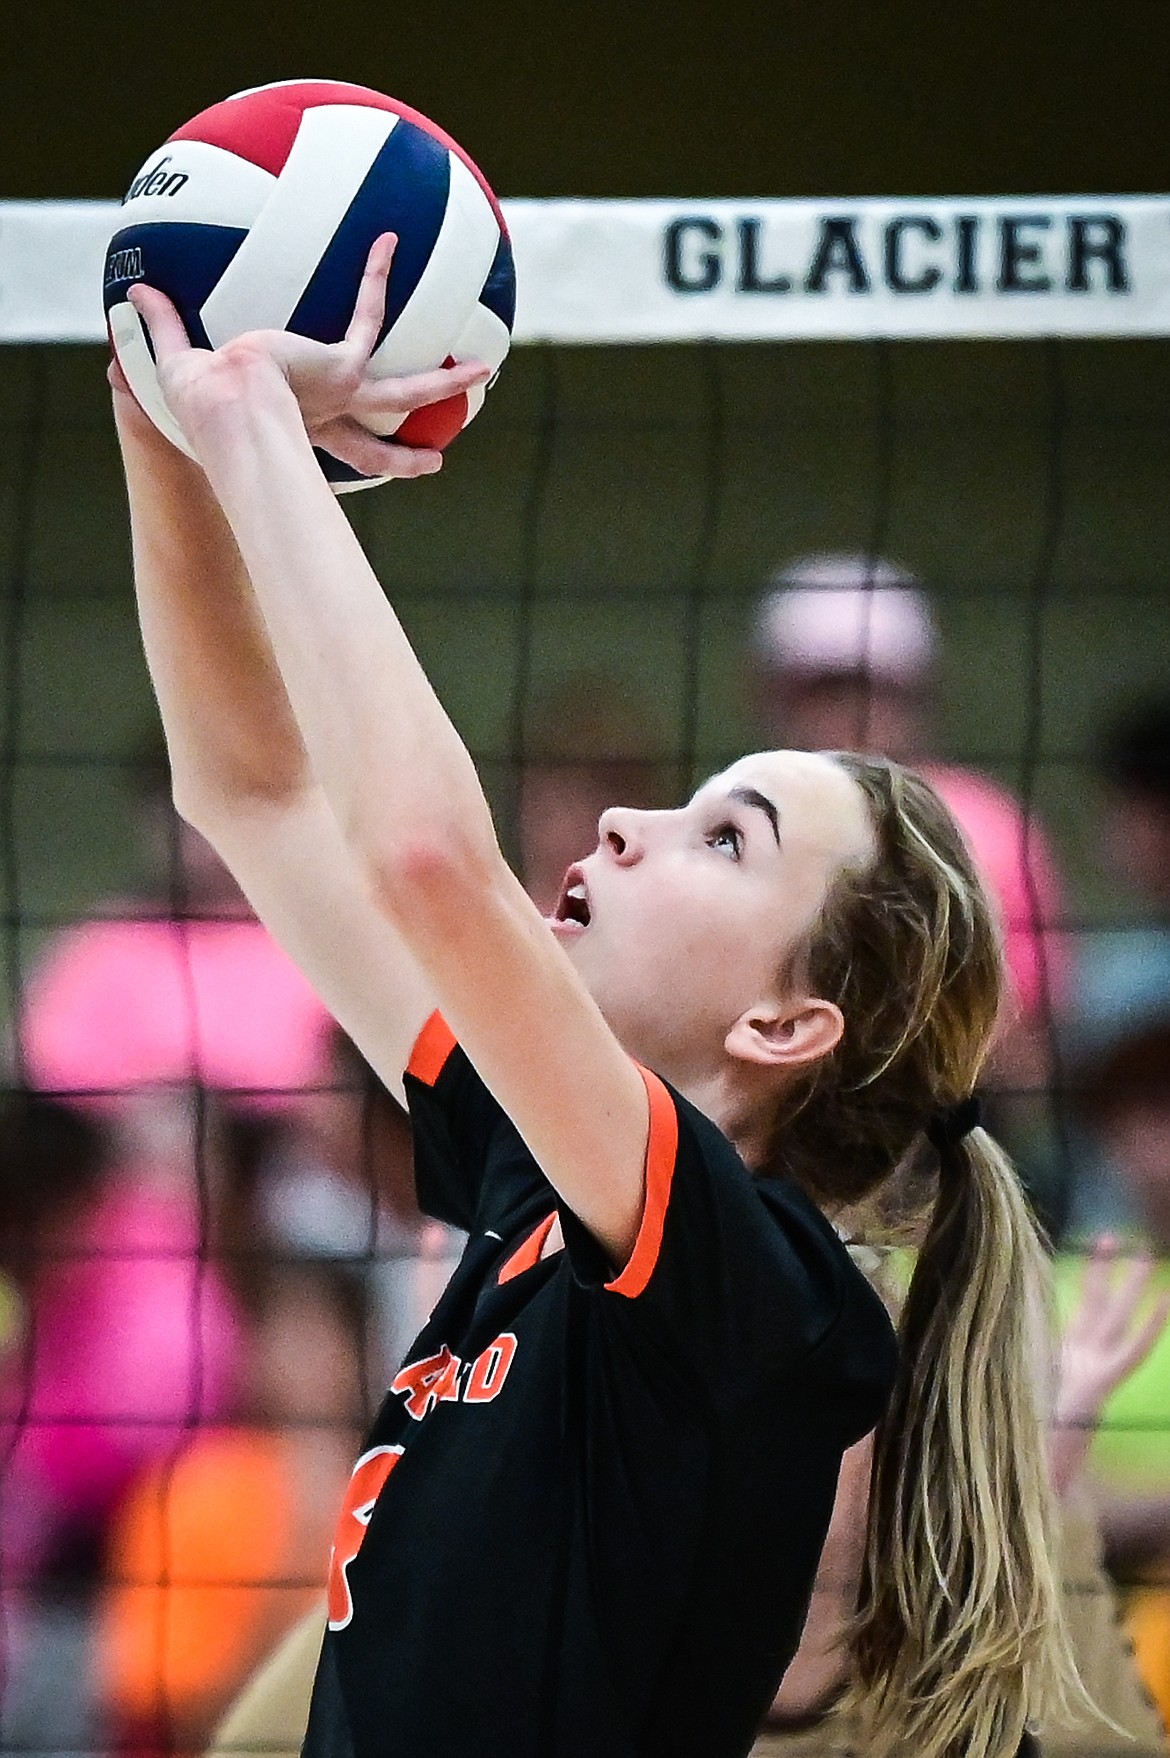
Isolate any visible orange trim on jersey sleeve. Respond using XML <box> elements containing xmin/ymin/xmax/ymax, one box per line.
<box><xmin>498</xmin><ymin>1211</ymin><xmax>558</xmax><ymax>1284</ymax></box>
<box><xmin>406</xmin><ymin>1011</ymin><xmax>458</xmax><ymax>1087</ymax></box>
<box><xmin>606</xmin><ymin>1066</ymin><xmax>679</xmax><ymax>1299</ymax></box>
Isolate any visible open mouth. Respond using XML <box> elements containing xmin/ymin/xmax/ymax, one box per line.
<box><xmin>552</xmin><ymin>866</ymin><xmax>592</xmax><ymax>930</ymax></box>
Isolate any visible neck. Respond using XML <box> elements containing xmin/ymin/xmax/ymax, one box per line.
<box><xmin>673</xmin><ymin>1064</ymin><xmax>784</xmax><ymax>1173</ymax></box>
<box><xmin>608</xmin><ymin>1012</ymin><xmax>788</xmax><ymax>1174</ymax></box>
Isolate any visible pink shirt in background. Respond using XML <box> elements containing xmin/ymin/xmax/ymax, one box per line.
<box><xmin>19</xmin><ymin>915</ymin><xmax>333</xmax><ymax>1108</ymax></box>
<box><xmin>3</xmin><ymin>916</ymin><xmax>329</xmax><ymax>1585</ymax></box>
<box><xmin>0</xmin><ymin>1172</ymin><xmax>240</xmax><ymax>1585</ymax></box>
<box><xmin>924</xmin><ymin>765</ymin><xmax>1067</xmax><ymax>1023</ymax></box>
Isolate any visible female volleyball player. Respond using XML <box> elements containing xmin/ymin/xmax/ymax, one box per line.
<box><xmin>113</xmin><ymin>238</ymin><xmax>1080</xmax><ymax>1758</ymax></box>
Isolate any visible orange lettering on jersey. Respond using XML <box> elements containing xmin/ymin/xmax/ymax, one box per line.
<box><xmin>388</xmin><ymin>1334</ymin><xmax>520</xmax><ymax>1420</ymax></box>
<box><xmin>327</xmin><ymin>1444</ymin><xmax>403</xmax><ymax>1631</ymax></box>
<box><xmin>391</xmin><ymin>1344</ymin><xmax>463</xmax><ymax>1421</ymax></box>
<box><xmin>464</xmin><ymin>1332</ymin><xmax>518</xmax><ymax>1402</ymax></box>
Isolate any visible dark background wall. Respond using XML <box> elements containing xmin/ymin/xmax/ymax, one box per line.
<box><xmin>2</xmin><ymin>0</ymin><xmax>1170</xmax><ymax>201</ymax></box>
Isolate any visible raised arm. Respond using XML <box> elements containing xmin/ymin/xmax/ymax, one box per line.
<box><xmin>114</xmin><ymin>364</ymin><xmax>310</xmax><ymax>812</ymax></box>
<box><xmin>113</xmin><ymin>365</ymin><xmax>441</xmax><ymax>1103</ymax></box>
<box><xmin>127</xmin><ymin>242</ymin><xmax>652</xmax><ymax>1272</ymax></box>
<box><xmin>1050</xmin><ymin>1237</ymin><xmax>1170</xmax><ymax>1498</ymax></box>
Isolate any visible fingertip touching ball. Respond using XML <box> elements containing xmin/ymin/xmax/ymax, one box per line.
<box><xmin>104</xmin><ymin>80</ymin><xmax>515</xmax><ymax>491</ymax></box>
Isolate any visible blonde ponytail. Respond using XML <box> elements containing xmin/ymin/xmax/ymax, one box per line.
<box><xmin>768</xmin><ymin>754</ymin><xmax>1097</xmax><ymax>1758</ymax></box>
<box><xmin>852</xmin><ymin>1126</ymin><xmax>1083</xmax><ymax>1758</ymax></box>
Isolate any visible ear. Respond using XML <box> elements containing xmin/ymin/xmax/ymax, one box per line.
<box><xmin>724</xmin><ymin>996</ymin><xmax>845</xmax><ymax>1074</ymax></box>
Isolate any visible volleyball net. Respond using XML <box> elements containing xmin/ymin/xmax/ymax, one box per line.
<box><xmin>2</xmin><ymin>195</ymin><xmax>1170</xmax><ymax>1751</ymax></box>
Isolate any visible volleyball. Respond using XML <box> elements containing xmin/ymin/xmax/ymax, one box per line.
<box><xmin>103</xmin><ymin>80</ymin><xmax>515</xmax><ymax>491</ymax></box>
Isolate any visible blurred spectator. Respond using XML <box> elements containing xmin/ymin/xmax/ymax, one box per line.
<box><xmin>0</xmin><ymin>1093</ymin><xmax>239</xmax><ymax>1752</ymax></box>
<box><xmin>17</xmin><ymin>739</ymin><xmax>333</xmax><ymax>1149</ymax></box>
<box><xmin>97</xmin><ymin>1259</ymin><xmax>363</xmax><ymax>1758</ymax></box>
<box><xmin>1060</xmin><ymin>703</ymin><xmax>1170</xmax><ymax>1238</ymax></box>
<box><xmin>517</xmin><ymin>673</ymin><xmax>669</xmax><ymax>914</ymax></box>
<box><xmin>9</xmin><ymin>739</ymin><xmax>471</xmax><ymax>1747</ymax></box>
<box><xmin>1072</xmin><ymin>701</ymin><xmax>1170</xmax><ymax>1060</ymax></box>
<box><xmin>751</xmin><ymin>557</ymin><xmax>933</xmax><ymax>760</ymax></box>
<box><xmin>1061</xmin><ymin>1021</ymin><xmax>1170</xmax><ymax>1555</ymax></box>
<box><xmin>750</xmin><ymin>555</ymin><xmax>1068</xmax><ymax>1044</ymax></box>
<box><xmin>1057</xmin><ymin>1032</ymin><xmax>1170</xmax><ymax>1725</ymax></box>
<box><xmin>1074</xmin><ymin>1020</ymin><xmax>1170</xmax><ymax>1247</ymax></box>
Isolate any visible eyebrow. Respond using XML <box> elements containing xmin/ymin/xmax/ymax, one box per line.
<box><xmin>728</xmin><ymin>785</ymin><xmax>781</xmax><ymax>847</ymax></box>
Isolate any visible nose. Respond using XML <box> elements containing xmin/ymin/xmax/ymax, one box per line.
<box><xmin>597</xmin><ymin>804</ymin><xmax>647</xmax><ymax>864</ymax></box>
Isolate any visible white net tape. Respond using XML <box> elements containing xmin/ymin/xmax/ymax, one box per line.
<box><xmin>3</xmin><ymin>195</ymin><xmax>1170</xmax><ymax>344</ymax></box>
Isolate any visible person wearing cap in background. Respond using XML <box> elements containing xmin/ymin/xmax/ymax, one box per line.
<box><xmin>750</xmin><ymin>554</ymin><xmax>1068</xmax><ymax>1118</ymax></box>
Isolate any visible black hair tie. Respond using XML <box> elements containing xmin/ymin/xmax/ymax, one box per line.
<box><xmin>926</xmin><ymin>1093</ymin><xmax>983</xmax><ymax>1152</ymax></box>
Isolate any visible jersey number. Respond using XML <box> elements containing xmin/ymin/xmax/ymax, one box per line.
<box><xmin>326</xmin><ymin>1334</ymin><xmax>519</xmax><ymax>1631</ymax></box>
<box><xmin>327</xmin><ymin>1444</ymin><xmax>403</xmax><ymax>1631</ymax></box>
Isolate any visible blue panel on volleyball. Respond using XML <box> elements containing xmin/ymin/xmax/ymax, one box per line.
<box><xmin>314</xmin><ymin>448</ymin><xmax>366</xmax><ymax>485</ymax></box>
<box><xmin>479</xmin><ymin>234</ymin><xmax>517</xmax><ymax>333</ymax></box>
<box><xmin>103</xmin><ymin>223</ymin><xmax>247</xmax><ymax>351</ymax></box>
<box><xmin>288</xmin><ymin>119</ymin><xmax>452</xmax><ymax>348</ymax></box>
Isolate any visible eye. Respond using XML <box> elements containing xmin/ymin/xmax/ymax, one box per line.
<box><xmin>707</xmin><ymin>822</ymin><xmax>743</xmax><ymax>860</ymax></box>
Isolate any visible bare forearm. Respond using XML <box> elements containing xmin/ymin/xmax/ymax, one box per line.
<box><xmin>1048</xmin><ymin>1414</ymin><xmax>1094</xmax><ymax>1500</ymax></box>
<box><xmin>115</xmin><ymin>394</ymin><xmax>311</xmax><ymax>818</ymax></box>
<box><xmin>188</xmin><ymin>364</ymin><xmax>498</xmax><ymax>873</ymax></box>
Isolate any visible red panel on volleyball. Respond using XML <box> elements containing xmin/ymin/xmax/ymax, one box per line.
<box><xmin>168</xmin><ymin>83</ymin><xmax>508</xmax><ymax>230</ymax></box>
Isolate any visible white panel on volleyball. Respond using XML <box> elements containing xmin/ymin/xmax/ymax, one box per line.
<box><xmin>117</xmin><ymin>139</ymin><xmax>276</xmax><ymax>228</ymax></box>
<box><xmin>366</xmin><ymin>155</ymin><xmax>501</xmax><ymax>421</ymax></box>
<box><xmin>199</xmin><ymin>105</ymin><xmax>399</xmax><ymax>345</ymax></box>
<box><xmin>447</xmin><ymin>302</ymin><xmax>512</xmax><ymax>425</ymax></box>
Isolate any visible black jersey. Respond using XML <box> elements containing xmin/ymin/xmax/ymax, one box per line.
<box><xmin>302</xmin><ymin>1014</ymin><xmax>899</xmax><ymax>1758</ymax></box>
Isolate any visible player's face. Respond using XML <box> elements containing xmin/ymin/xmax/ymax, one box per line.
<box><xmin>547</xmin><ymin>750</ymin><xmax>875</xmax><ymax>1073</ymax></box>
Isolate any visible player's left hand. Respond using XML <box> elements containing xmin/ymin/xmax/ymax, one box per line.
<box><xmin>127</xmin><ymin>233</ymin><xmax>491</xmax><ymax>479</ymax></box>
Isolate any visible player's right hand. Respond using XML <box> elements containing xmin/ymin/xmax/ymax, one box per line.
<box><xmin>125</xmin><ymin>234</ymin><xmax>490</xmax><ymax>480</ymax></box>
